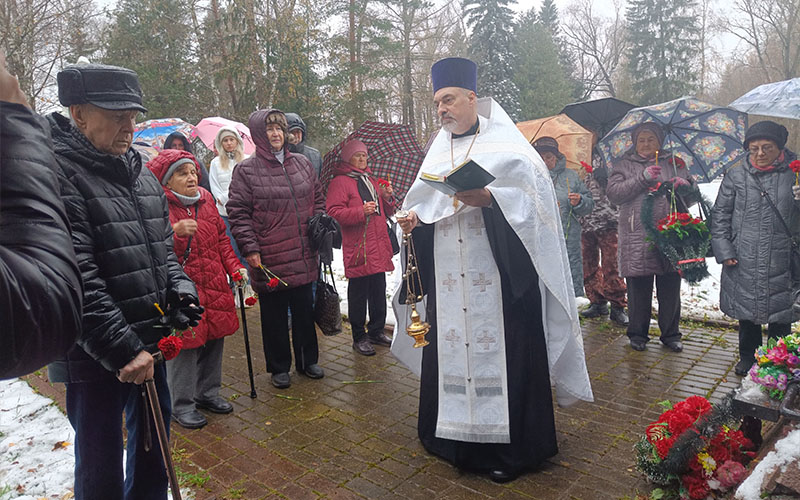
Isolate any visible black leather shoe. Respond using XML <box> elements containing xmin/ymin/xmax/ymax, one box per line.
<box><xmin>271</xmin><ymin>372</ymin><xmax>291</xmax><ymax>389</ymax></box>
<box><xmin>580</xmin><ymin>302</ymin><xmax>609</xmax><ymax>318</ymax></box>
<box><xmin>353</xmin><ymin>339</ymin><xmax>376</xmax><ymax>356</ymax></box>
<box><xmin>196</xmin><ymin>396</ymin><xmax>233</xmax><ymax>414</ymax></box>
<box><xmin>172</xmin><ymin>410</ymin><xmax>207</xmax><ymax>429</ymax></box>
<box><xmin>664</xmin><ymin>340</ymin><xmax>683</xmax><ymax>353</ymax></box>
<box><xmin>735</xmin><ymin>358</ymin><xmax>754</xmax><ymax>376</ymax></box>
<box><xmin>489</xmin><ymin>469</ymin><xmax>521</xmax><ymax>483</ymax></box>
<box><xmin>368</xmin><ymin>332</ymin><xmax>393</xmax><ymax>347</ymax></box>
<box><xmin>298</xmin><ymin>363</ymin><xmax>324</xmax><ymax>379</ymax></box>
<box><xmin>609</xmin><ymin>306</ymin><xmax>629</xmax><ymax>326</ymax></box>
<box><xmin>630</xmin><ymin>339</ymin><xmax>647</xmax><ymax>351</ymax></box>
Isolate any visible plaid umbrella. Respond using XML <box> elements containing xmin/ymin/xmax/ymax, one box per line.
<box><xmin>598</xmin><ymin>97</ymin><xmax>748</xmax><ymax>182</ymax></box>
<box><xmin>133</xmin><ymin>118</ymin><xmax>194</xmax><ymax>149</ymax></box>
<box><xmin>321</xmin><ymin>121</ymin><xmax>425</xmax><ymax>207</ymax></box>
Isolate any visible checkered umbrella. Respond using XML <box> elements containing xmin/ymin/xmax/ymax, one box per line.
<box><xmin>321</xmin><ymin>121</ymin><xmax>425</xmax><ymax>208</ymax></box>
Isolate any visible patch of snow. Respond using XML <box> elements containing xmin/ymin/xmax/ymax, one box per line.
<box><xmin>735</xmin><ymin>424</ymin><xmax>800</xmax><ymax>499</ymax></box>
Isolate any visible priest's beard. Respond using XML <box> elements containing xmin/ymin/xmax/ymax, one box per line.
<box><xmin>441</xmin><ymin>114</ymin><xmax>458</xmax><ymax>133</ymax></box>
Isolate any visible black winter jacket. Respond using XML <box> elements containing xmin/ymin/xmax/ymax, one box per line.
<box><xmin>47</xmin><ymin>112</ymin><xmax>196</xmax><ymax>383</ymax></box>
<box><xmin>0</xmin><ymin>102</ymin><xmax>83</xmax><ymax>379</ymax></box>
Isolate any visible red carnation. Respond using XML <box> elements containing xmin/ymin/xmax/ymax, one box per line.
<box><xmin>684</xmin><ymin>474</ymin><xmax>710</xmax><ymax>500</ymax></box>
<box><xmin>580</xmin><ymin>161</ymin><xmax>593</xmax><ymax>174</ymax></box>
<box><xmin>669</xmin><ymin>156</ymin><xmax>686</xmax><ymax>169</ymax></box>
<box><xmin>377</xmin><ymin>178</ymin><xmax>390</xmax><ymax>188</ymax></box>
<box><xmin>790</xmin><ymin>160</ymin><xmax>800</xmax><ymax>174</ymax></box>
<box><xmin>653</xmin><ymin>436</ymin><xmax>675</xmax><ymax>459</ymax></box>
<box><xmin>268</xmin><ymin>277</ymin><xmax>279</xmax><ymax>289</ymax></box>
<box><xmin>158</xmin><ymin>336</ymin><xmax>183</xmax><ymax>361</ymax></box>
<box><xmin>232</xmin><ymin>270</ymin><xmax>243</xmax><ymax>282</ymax></box>
<box><xmin>244</xmin><ymin>295</ymin><xmax>258</xmax><ymax>306</ymax></box>
<box><xmin>666</xmin><ymin>410</ymin><xmax>695</xmax><ymax>435</ymax></box>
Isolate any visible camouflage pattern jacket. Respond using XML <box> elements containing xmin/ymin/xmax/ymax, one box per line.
<box><xmin>580</xmin><ymin>153</ymin><xmax>618</xmax><ymax>233</ymax></box>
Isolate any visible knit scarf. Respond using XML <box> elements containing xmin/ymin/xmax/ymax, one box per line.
<box><xmin>172</xmin><ymin>190</ymin><xmax>201</xmax><ymax>206</ymax></box>
<box><xmin>750</xmin><ymin>150</ymin><xmax>786</xmax><ymax>172</ymax></box>
<box><xmin>346</xmin><ymin>171</ymin><xmax>379</xmax><ymax>216</ymax></box>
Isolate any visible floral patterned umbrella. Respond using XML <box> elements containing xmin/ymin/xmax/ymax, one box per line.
<box><xmin>598</xmin><ymin>97</ymin><xmax>748</xmax><ymax>182</ymax></box>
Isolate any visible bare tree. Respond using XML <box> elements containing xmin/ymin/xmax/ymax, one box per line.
<box><xmin>561</xmin><ymin>0</ymin><xmax>628</xmax><ymax>98</ymax></box>
<box><xmin>727</xmin><ymin>0</ymin><xmax>800</xmax><ymax>81</ymax></box>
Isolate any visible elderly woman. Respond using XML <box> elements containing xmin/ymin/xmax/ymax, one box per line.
<box><xmin>227</xmin><ymin>109</ymin><xmax>325</xmax><ymax>390</ymax></box>
<box><xmin>326</xmin><ymin>140</ymin><xmax>395</xmax><ymax>356</ymax></box>
<box><xmin>712</xmin><ymin>121</ymin><xmax>800</xmax><ymax>376</ymax></box>
<box><xmin>533</xmin><ymin>136</ymin><xmax>594</xmax><ymax>297</ymax></box>
<box><xmin>164</xmin><ymin>132</ymin><xmax>212</xmax><ymax>195</ymax></box>
<box><xmin>606</xmin><ymin>122</ymin><xmax>693</xmax><ymax>352</ymax></box>
<box><xmin>147</xmin><ymin>150</ymin><xmax>246</xmax><ymax>429</ymax></box>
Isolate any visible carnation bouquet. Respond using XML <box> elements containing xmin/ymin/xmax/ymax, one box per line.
<box><xmin>635</xmin><ymin>394</ymin><xmax>754</xmax><ymax>500</ymax></box>
<box><xmin>642</xmin><ymin>181</ymin><xmax>712</xmax><ymax>285</ymax></box>
<box><xmin>748</xmin><ymin>333</ymin><xmax>800</xmax><ymax>400</ymax></box>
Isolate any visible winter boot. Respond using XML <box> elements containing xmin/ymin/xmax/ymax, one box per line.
<box><xmin>735</xmin><ymin>324</ymin><xmax>762</xmax><ymax>376</ymax></box>
<box><xmin>610</xmin><ymin>305</ymin><xmax>629</xmax><ymax>326</ymax></box>
<box><xmin>580</xmin><ymin>302</ymin><xmax>608</xmax><ymax>318</ymax></box>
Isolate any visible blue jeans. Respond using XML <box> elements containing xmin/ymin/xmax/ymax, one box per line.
<box><xmin>66</xmin><ymin>363</ymin><xmax>171</xmax><ymax>500</ymax></box>
<box><xmin>221</xmin><ymin>215</ymin><xmax>245</xmax><ymax>266</ymax></box>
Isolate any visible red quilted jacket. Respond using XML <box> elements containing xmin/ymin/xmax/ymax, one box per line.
<box><xmin>148</xmin><ymin>150</ymin><xmax>241</xmax><ymax>349</ymax></box>
<box><xmin>326</xmin><ymin>162</ymin><xmax>395</xmax><ymax>278</ymax></box>
<box><xmin>226</xmin><ymin>109</ymin><xmax>325</xmax><ymax>293</ymax></box>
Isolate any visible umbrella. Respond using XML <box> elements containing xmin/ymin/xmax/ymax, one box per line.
<box><xmin>598</xmin><ymin>97</ymin><xmax>748</xmax><ymax>182</ymax></box>
<box><xmin>320</xmin><ymin>121</ymin><xmax>425</xmax><ymax>207</ymax></box>
<box><xmin>192</xmin><ymin>117</ymin><xmax>255</xmax><ymax>155</ymax></box>
<box><xmin>133</xmin><ymin>118</ymin><xmax>194</xmax><ymax>149</ymax></box>
<box><xmin>132</xmin><ymin>143</ymin><xmax>159</xmax><ymax>164</ymax></box>
<box><xmin>729</xmin><ymin>78</ymin><xmax>800</xmax><ymax>120</ymax></box>
<box><xmin>516</xmin><ymin>114</ymin><xmax>593</xmax><ymax>171</ymax></box>
<box><xmin>561</xmin><ymin>97</ymin><xmax>636</xmax><ymax>138</ymax></box>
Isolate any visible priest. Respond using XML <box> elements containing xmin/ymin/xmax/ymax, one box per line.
<box><xmin>394</xmin><ymin>57</ymin><xmax>593</xmax><ymax>482</ymax></box>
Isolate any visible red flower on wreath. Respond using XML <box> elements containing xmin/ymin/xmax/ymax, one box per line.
<box><xmin>790</xmin><ymin>160</ymin><xmax>800</xmax><ymax>174</ymax></box>
<box><xmin>158</xmin><ymin>336</ymin><xmax>183</xmax><ymax>360</ymax></box>
<box><xmin>580</xmin><ymin>161</ymin><xmax>593</xmax><ymax>174</ymax></box>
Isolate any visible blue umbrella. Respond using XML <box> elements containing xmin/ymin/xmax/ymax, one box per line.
<box><xmin>729</xmin><ymin>78</ymin><xmax>800</xmax><ymax>120</ymax></box>
<box><xmin>133</xmin><ymin>118</ymin><xmax>194</xmax><ymax>149</ymax></box>
<box><xmin>598</xmin><ymin>97</ymin><xmax>748</xmax><ymax>182</ymax></box>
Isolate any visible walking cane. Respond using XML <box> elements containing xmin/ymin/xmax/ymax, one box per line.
<box><xmin>237</xmin><ymin>284</ymin><xmax>258</xmax><ymax>398</ymax></box>
<box><xmin>144</xmin><ymin>351</ymin><xmax>181</xmax><ymax>500</ymax></box>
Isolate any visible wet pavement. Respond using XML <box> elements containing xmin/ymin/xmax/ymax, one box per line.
<box><xmin>25</xmin><ymin>310</ymin><xmax>743</xmax><ymax>499</ymax></box>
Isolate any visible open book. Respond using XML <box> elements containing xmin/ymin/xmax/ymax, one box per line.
<box><xmin>419</xmin><ymin>159</ymin><xmax>496</xmax><ymax>196</ymax></box>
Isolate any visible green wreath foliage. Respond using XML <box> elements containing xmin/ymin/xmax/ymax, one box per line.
<box><xmin>641</xmin><ymin>181</ymin><xmax>713</xmax><ymax>285</ymax></box>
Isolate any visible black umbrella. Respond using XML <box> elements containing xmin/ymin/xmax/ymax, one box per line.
<box><xmin>561</xmin><ymin>97</ymin><xmax>636</xmax><ymax>139</ymax></box>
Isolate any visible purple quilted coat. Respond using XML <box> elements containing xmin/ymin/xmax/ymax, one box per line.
<box><xmin>226</xmin><ymin>109</ymin><xmax>325</xmax><ymax>293</ymax></box>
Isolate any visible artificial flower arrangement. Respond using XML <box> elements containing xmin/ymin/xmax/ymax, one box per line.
<box><xmin>748</xmin><ymin>333</ymin><xmax>800</xmax><ymax>400</ymax></box>
<box><xmin>635</xmin><ymin>395</ymin><xmax>755</xmax><ymax>500</ymax></box>
<box><xmin>642</xmin><ymin>180</ymin><xmax>712</xmax><ymax>284</ymax></box>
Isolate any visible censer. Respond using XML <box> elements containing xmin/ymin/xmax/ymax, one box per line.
<box><xmin>396</xmin><ymin>210</ymin><xmax>430</xmax><ymax>348</ymax></box>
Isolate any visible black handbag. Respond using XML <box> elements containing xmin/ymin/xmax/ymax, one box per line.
<box><xmin>387</xmin><ymin>221</ymin><xmax>400</xmax><ymax>255</ymax></box>
<box><xmin>314</xmin><ymin>262</ymin><xmax>342</xmax><ymax>336</ymax></box>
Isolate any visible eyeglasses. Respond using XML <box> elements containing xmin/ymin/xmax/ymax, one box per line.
<box><xmin>749</xmin><ymin>144</ymin><xmax>776</xmax><ymax>155</ymax></box>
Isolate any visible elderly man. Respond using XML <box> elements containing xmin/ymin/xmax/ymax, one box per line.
<box><xmin>46</xmin><ymin>63</ymin><xmax>201</xmax><ymax>499</ymax></box>
<box><xmin>394</xmin><ymin>57</ymin><xmax>593</xmax><ymax>482</ymax></box>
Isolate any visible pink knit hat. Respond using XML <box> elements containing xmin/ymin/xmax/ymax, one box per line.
<box><xmin>340</xmin><ymin>139</ymin><xmax>368</xmax><ymax>164</ymax></box>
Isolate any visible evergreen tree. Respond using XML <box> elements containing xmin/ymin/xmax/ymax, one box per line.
<box><xmin>104</xmin><ymin>0</ymin><xmax>199</xmax><ymax>120</ymax></box>
<box><xmin>624</xmin><ymin>0</ymin><xmax>700</xmax><ymax>105</ymax></box>
<box><xmin>463</xmin><ymin>0</ymin><xmax>521</xmax><ymax>120</ymax></box>
<box><xmin>537</xmin><ymin>0</ymin><xmax>583</xmax><ymax>100</ymax></box>
<box><xmin>512</xmin><ymin>8</ymin><xmax>575</xmax><ymax>120</ymax></box>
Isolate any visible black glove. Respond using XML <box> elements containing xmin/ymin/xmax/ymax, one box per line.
<box><xmin>166</xmin><ymin>290</ymin><xmax>204</xmax><ymax>330</ymax></box>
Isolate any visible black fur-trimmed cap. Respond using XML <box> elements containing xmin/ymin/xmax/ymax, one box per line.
<box><xmin>744</xmin><ymin>120</ymin><xmax>789</xmax><ymax>150</ymax></box>
<box><xmin>57</xmin><ymin>64</ymin><xmax>147</xmax><ymax>112</ymax></box>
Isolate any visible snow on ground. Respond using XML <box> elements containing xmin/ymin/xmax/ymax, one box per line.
<box><xmin>0</xmin><ymin>181</ymin><xmax>730</xmax><ymax>497</ymax></box>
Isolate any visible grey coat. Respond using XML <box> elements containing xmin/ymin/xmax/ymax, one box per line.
<box><xmin>607</xmin><ymin>152</ymin><xmax>693</xmax><ymax>278</ymax></box>
<box><xmin>711</xmin><ymin>150</ymin><xmax>800</xmax><ymax>324</ymax></box>
<box><xmin>550</xmin><ymin>157</ymin><xmax>594</xmax><ymax>296</ymax></box>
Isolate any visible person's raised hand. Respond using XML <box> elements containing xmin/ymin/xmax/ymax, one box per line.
<box><xmin>455</xmin><ymin>188</ymin><xmax>492</xmax><ymax>208</ymax></box>
<box><xmin>117</xmin><ymin>350</ymin><xmax>154</xmax><ymax>385</ymax></box>
<box><xmin>173</xmin><ymin>219</ymin><xmax>198</xmax><ymax>238</ymax></box>
<box><xmin>643</xmin><ymin>164</ymin><xmax>662</xmax><ymax>181</ymax></box>
<box><xmin>380</xmin><ymin>183</ymin><xmax>394</xmax><ymax>199</ymax></box>
<box><xmin>363</xmin><ymin>201</ymin><xmax>377</xmax><ymax>216</ymax></box>
<box><xmin>568</xmin><ymin>192</ymin><xmax>581</xmax><ymax>206</ymax></box>
<box><xmin>671</xmin><ymin>177</ymin><xmax>689</xmax><ymax>187</ymax></box>
<box><xmin>0</xmin><ymin>51</ymin><xmax>29</xmax><ymax>108</ymax></box>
